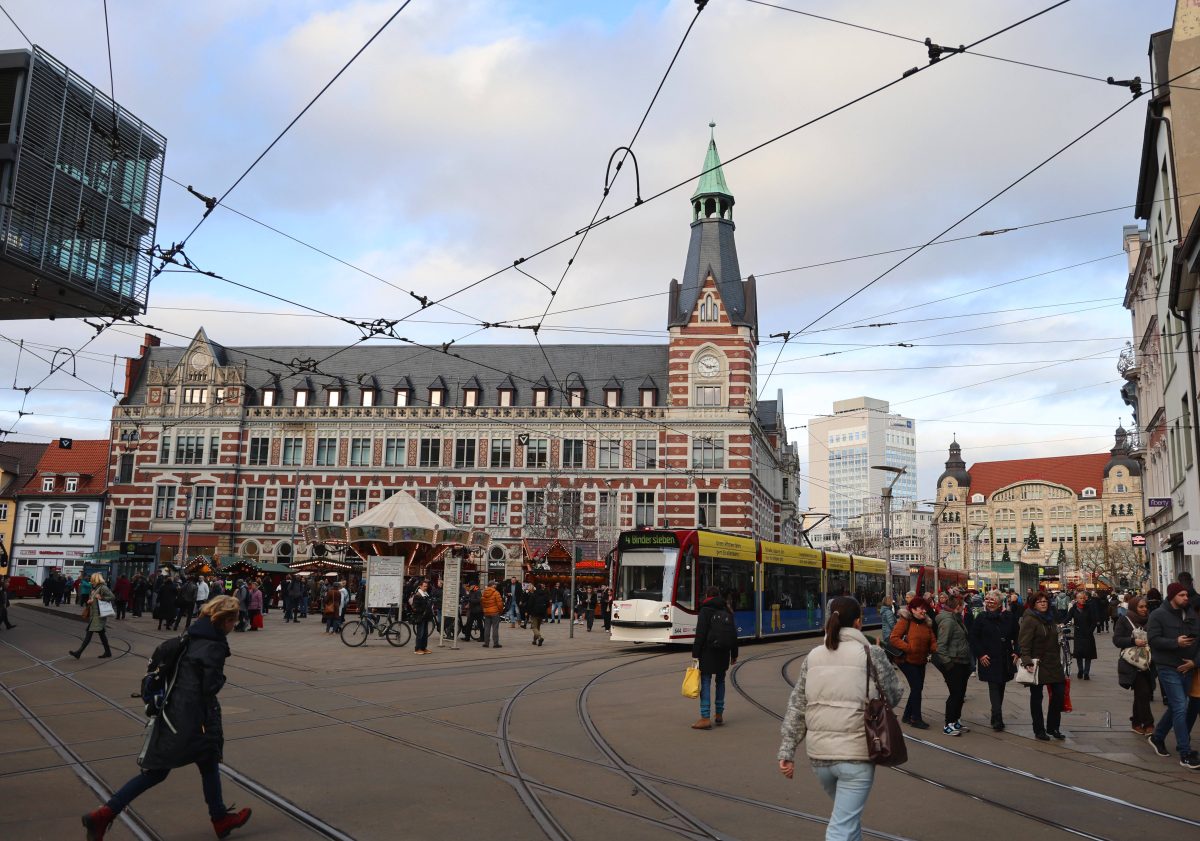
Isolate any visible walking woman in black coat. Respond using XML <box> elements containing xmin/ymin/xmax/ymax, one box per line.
<box><xmin>82</xmin><ymin>596</ymin><xmax>252</xmax><ymax>840</ymax></box>
<box><xmin>1067</xmin><ymin>590</ymin><xmax>1098</xmax><ymax>679</ymax></box>
<box><xmin>968</xmin><ymin>590</ymin><xmax>1019</xmax><ymax>730</ymax></box>
<box><xmin>154</xmin><ymin>576</ymin><xmax>178</xmax><ymax>631</ymax></box>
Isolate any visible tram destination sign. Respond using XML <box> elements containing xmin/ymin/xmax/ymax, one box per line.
<box><xmin>618</xmin><ymin>532</ymin><xmax>678</xmax><ymax>550</ymax></box>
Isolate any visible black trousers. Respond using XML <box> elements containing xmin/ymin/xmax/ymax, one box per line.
<box><xmin>942</xmin><ymin>663</ymin><xmax>971</xmax><ymax>725</ymax></box>
<box><xmin>1029</xmin><ymin>682</ymin><xmax>1065</xmax><ymax>735</ymax></box>
<box><xmin>1131</xmin><ymin>670</ymin><xmax>1155</xmax><ymax>729</ymax></box>
<box><xmin>987</xmin><ymin>681</ymin><xmax>1007</xmax><ymax>725</ymax></box>
<box><xmin>77</xmin><ymin>630</ymin><xmax>111</xmax><ymax>655</ymax></box>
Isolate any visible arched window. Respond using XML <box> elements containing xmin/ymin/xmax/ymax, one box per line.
<box><xmin>700</xmin><ymin>294</ymin><xmax>717</xmax><ymax>322</ymax></box>
<box><xmin>971</xmin><ymin>493</ymin><xmax>984</xmax><ymax>504</ymax></box>
<box><xmin>1081</xmin><ymin>487</ymin><xmax>1097</xmax><ymax>498</ymax></box>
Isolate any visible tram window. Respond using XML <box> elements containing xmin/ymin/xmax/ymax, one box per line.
<box><xmin>764</xmin><ymin>565</ymin><xmax>821</xmax><ymax>613</ymax></box>
<box><xmin>699</xmin><ymin>557</ymin><xmax>754</xmax><ymax>611</ymax></box>
<box><xmin>854</xmin><ymin>572</ymin><xmax>884</xmax><ymax>612</ymax></box>
<box><xmin>675</xmin><ymin>553</ymin><xmax>696</xmax><ymax>609</ymax></box>
<box><xmin>617</xmin><ymin>549</ymin><xmax>675</xmax><ymax>601</ymax></box>
<box><xmin>826</xmin><ymin>569</ymin><xmax>852</xmax><ymax>600</ymax></box>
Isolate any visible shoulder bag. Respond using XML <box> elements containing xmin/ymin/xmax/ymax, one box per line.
<box><xmin>97</xmin><ymin>600</ymin><xmax>115</xmax><ymax>619</ymax></box>
<box><xmin>863</xmin><ymin>645</ymin><xmax>907</xmax><ymax>766</ymax></box>
<box><xmin>1015</xmin><ymin>658</ymin><xmax>1039</xmax><ymax>685</ymax></box>
<box><xmin>1119</xmin><ymin>627</ymin><xmax>1151</xmax><ymax>671</ymax></box>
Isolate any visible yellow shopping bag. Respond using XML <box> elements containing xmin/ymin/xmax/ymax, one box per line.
<box><xmin>681</xmin><ymin>661</ymin><xmax>700</xmax><ymax>699</ymax></box>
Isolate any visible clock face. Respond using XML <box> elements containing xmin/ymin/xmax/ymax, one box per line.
<box><xmin>697</xmin><ymin>354</ymin><xmax>720</xmax><ymax>378</ymax></box>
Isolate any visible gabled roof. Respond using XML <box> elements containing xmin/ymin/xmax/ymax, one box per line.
<box><xmin>463</xmin><ymin>375</ymin><xmax>482</xmax><ymax>391</ymax></box>
<box><xmin>639</xmin><ymin>375</ymin><xmax>657</xmax><ymax>390</ymax></box>
<box><xmin>966</xmin><ymin>453</ymin><xmax>1111</xmax><ymax>500</ymax></box>
<box><xmin>0</xmin><ymin>442</ymin><xmax>49</xmax><ymax>498</ymax></box>
<box><xmin>603</xmin><ymin>376</ymin><xmax>622</xmax><ymax>390</ymax></box>
<box><xmin>359</xmin><ymin>375</ymin><xmax>379</xmax><ymax>392</ymax></box>
<box><xmin>19</xmin><ymin>439</ymin><xmax>110</xmax><ymax>497</ymax></box>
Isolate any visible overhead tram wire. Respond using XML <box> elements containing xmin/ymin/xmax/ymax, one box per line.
<box><xmin>379</xmin><ymin>0</ymin><xmax>1078</xmax><ymax>329</ymax></box>
<box><xmin>0</xmin><ymin>2</ymin><xmax>31</xmax><ymax>46</ymax></box>
<box><xmin>157</xmin><ymin>0</ymin><xmax>416</xmax><ymax>271</ymax></box>
<box><xmin>530</xmin><ymin>0</ymin><xmax>708</xmax><ymax>335</ymax></box>
<box><xmin>758</xmin><ymin>88</ymin><xmax>1147</xmax><ymax>398</ymax></box>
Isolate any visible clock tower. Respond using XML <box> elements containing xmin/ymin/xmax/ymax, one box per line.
<box><xmin>666</xmin><ymin>126</ymin><xmax>759</xmax><ymax>412</ymax></box>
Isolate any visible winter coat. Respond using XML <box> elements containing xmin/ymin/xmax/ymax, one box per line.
<box><xmin>1018</xmin><ymin>610</ymin><xmax>1065</xmax><ymax>685</ymax></box>
<box><xmin>113</xmin><ymin>577</ymin><xmax>132</xmax><ymax>602</ymax></box>
<box><xmin>778</xmin><ymin>627</ymin><xmax>904</xmax><ymax>763</ymax></box>
<box><xmin>1146</xmin><ymin>602</ymin><xmax>1200</xmax><ymax>670</ymax></box>
<box><xmin>691</xmin><ymin>596</ymin><xmax>739</xmax><ymax>674</ymax></box>
<box><xmin>87</xmin><ymin>584</ymin><xmax>114</xmax><ymax>632</ymax></box>
<box><xmin>139</xmin><ymin>616</ymin><xmax>229</xmax><ymax>771</ymax></box>
<box><xmin>481</xmin><ymin>586</ymin><xmax>504</xmax><ymax>617</ymax></box>
<box><xmin>1112</xmin><ymin>612</ymin><xmax>1155</xmax><ymax>689</ymax></box>
<box><xmin>889</xmin><ymin>607</ymin><xmax>937</xmax><ymax>665</ymax></box>
<box><xmin>881</xmin><ymin>604</ymin><xmax>898</xmax><ymax>640</ymax></box>
<box><xmin>248</xmin><ymin>590</ymin><xmax>263</xmax><ymax>612</ymax></box>
<box><xmin>934</xmin><ymin>608</ymin><xmax>971</xmax><ymax>667</ymax></box>
<box><xmin>968</xmin><ymin>609</ymin><xmax>1017</xmax><ymax>683</ymax></box>
<box><xmin>1066</xmin><ymin>603</ymin><xmax>1098</xmax><ymax>660</ymax></box>
<box><xmin>526</xmin><ymin>588</ymin><xmax>550</xmax><ymax>618</ymax></box>
<box><xmin>410</xmin><ymin>589</ymin><xmax>434</xmax><ymax>623</ymax></box>
<box><xmin>154</xmin><ymin>580</ymin><xmax>178</xmax><ymax>621</ymax></box>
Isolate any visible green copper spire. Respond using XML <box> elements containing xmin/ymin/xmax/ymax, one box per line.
<box><xmin>692</xmin><ymin>122</ymin><xmax>732</xmax><ymax>201</ymax></box>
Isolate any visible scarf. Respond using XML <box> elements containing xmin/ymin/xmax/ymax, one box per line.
<box><xmin>1125</xmin><ymin>607</ymin><xmax>1148</xmax><ymax>627</ymax></box>
<box><xmin>1029</xmin><ymin>607</ymin><xmax>1055</xmax><ymax>624</ymax></box>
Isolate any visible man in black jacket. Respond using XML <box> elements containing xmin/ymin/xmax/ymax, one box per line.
<box><xmin>527</xmin><ymin>584</ymin><xmax>549</xmax><ymax>646</ymax></box>
<box><xmin>1147</xmin><ymin>582</ymin><xmax>1200</xmax><ymax>769</ymax></box>
<box><xmin>690</xmin><ymin>586</ymin><xmax>739</xmax><ymax>730</ymax></box>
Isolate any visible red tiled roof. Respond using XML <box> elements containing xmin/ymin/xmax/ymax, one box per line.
<box><xmin>19</xmin><ymin>439</ymin><xmax>110</xmax><ymax>497</ymax></box>
<box><xmin>967</xmin><ymin>453</ymin><xmax>1111</xmax><ymax>500</ymax></box>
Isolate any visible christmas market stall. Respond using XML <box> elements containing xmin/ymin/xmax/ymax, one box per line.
<box><xmin>522</xmin><ymin>538</ymin><xmax>607</xmax><ymax>586</ymax></box>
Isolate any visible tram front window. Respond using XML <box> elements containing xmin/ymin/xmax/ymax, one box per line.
<box><xmin>618</xmin><ymin>549</ymin><xmax>678</xmax><ymax>601</ymax></box>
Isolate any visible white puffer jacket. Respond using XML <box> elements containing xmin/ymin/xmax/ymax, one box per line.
<box><xmin>777</xmin><ymin>627</ymin><xmax>904</xmax><ymax>763</ymax></box>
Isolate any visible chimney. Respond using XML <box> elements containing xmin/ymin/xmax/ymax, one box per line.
<box><xmin>121</xmin><ymin>333</ymin><xmax>161</xmax><ymax>404</ymax></box>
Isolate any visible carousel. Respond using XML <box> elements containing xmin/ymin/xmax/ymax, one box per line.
<box><xmin>304</xmin><ymin>490</ymin><xmax>491</xmax><ymax>580</ymax></box>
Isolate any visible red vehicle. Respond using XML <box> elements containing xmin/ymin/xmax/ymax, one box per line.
<box><xmin>6</xmin><ymin>575</ymin><xmax>42</xmax><ymax>599</ymax></box>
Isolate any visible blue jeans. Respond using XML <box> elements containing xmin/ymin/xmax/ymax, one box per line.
<box><xmin>813</xmin><ymin>761</ymin><xmax>875</xmax><ymax>841</ymax></box>
<box><xmin>699</xmin><ymin>671</ymin><xmax>725</xmax><ymax>718</ymax></box>
<box><xmin>414</xmin><ymin>619</ymin><xmax>430</xmax><ymax>651</ymax></box>
<box><xmin>107</xmin><ymin>757</ymin><xmax>226</xmax><ymax>820</ymax></box>
<box><xmin>898</xmin><ymin>662</ymin><xmax>926</xmax><ymax>723</ymax></box>
<box><xmin>1154</xmin><ymin>667</ymin><xmax>1200</xmax><ymax>756</ymax></box>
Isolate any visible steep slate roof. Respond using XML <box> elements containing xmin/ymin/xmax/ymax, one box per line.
<box><xmin>966</xmin><ymin>453</ymin><xmax>1111</xmax><ymax>500</ymax></box>
<box><xmin>0</xmin><ymin>442</ymin><xmax>49</xmax><ymax>497</ymax></box>
<box><xmin>18</xmin><ymin>439</ymin><xmax>110</xmax><ymax>497</ymax></box>
<box><xmin>756</xmin><ymin>399</ymin><xmax>778</xmax><ymax>431</ymax></box>
<box><xmin>130</xmin><ymin>343</ymin><xmax>670</xmax><ymax>408</ymax></box>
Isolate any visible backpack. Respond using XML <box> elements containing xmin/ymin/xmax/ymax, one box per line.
<box><xmin>138</xmin><ymin>633</ymin><xmax>189</xmax><ymax>719</ymax></box>
<box><xmin>705</xmin><ymin>608</ymin><xmax>737</xmax><ymax>650</ymax></box>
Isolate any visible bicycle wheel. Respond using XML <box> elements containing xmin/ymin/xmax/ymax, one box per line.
<box><xmin>384</xmin><ymin>620</ymin><xmax>411</xmax><ymax>648</ymax></box>
<box><xmin>340</xmin><ymin>620</ymin><xmax>369</xmax><ymax>647</ymax></box>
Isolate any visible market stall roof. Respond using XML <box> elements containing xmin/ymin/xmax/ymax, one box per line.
<box><xmin>219</xmin><ymin>556</ymin><xmax>294</xmax><ymax>574</ymax></box>
<box><xmin>523</xmin><ymin>538</ymin><xmax>602</xmax><ymax>562</ymax></box>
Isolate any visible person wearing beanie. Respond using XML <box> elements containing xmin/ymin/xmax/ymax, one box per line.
<box><xmin>1146</xmin><ymin>581</ymin><xmax>1200</xmax><ymax>768</ymax></box>
<box><xmin>889</xmin><ymin>597</ymin><xmax>937</xmax><ymax>729</ymax></box>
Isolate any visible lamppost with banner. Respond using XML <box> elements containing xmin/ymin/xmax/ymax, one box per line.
<box><xmin>871</xmin><ymin>465</ymin><xmax>906</xmax><ymax>602</ymax></box>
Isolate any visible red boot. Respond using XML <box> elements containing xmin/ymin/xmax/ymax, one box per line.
<box><xmin>212</xmin><ymin>807</ymin><xmax>252</xmax><ymax>838</ymax></box>
<box><xmin>81</xmin><ymin>806</ymin><xmax>115</xmax><ymax>840</ymax></box>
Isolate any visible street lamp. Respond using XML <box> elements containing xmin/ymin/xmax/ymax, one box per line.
<box><xmin>922</xmin><ymin>498</ymin><xmax>950</xmax><ymax>596</ymax></box>
<box><xmin>871</xmin><ymin>465</ymin><xmax>905</xmax><ymax>602</ymax></box>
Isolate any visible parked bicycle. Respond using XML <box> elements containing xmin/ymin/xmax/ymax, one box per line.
<box><xmin>340</xmin><ymin>604</ymin><xmax>411</xmax><ymax>648</ymax></box>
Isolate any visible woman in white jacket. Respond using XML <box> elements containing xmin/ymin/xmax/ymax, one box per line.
<box><xmin>778</xmin><ymin>595</ymin><xmax>903</xmax><ymax>841</ymax></box>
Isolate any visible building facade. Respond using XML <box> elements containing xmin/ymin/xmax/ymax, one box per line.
<box><xmin>9</xmin><ymin>439</ymin><xmax>109</xmax><ymax>583</ymax></box>
<box><xmin>841</xmin><ymin>501</ymin><xmax>932</xmax><ymax>566</ymax></box>
<box><xmin>100</xmin><ymin>135</ymin><xmax>801</xmax><ymax>564</ymax></box>
<box><xmin>0</xmin><ymin>441</ymin><xmax>47</xmax><ymax>573</ymax></box>
<box><xmin>935</xmin><ymin>434</ymin><xmax>1145</xmax><ymax>590</ymax></box>
<box><xmin>806</xmin><ymin>396</ymin><xmax>917</xmax><ymax>549</ymax></box>
<box><xmin>1122</xmin><ymin>11</ymin><xmax>1200</xmax><ymax>591</ymax></box>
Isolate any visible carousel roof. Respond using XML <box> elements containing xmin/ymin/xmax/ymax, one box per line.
<box><xmin>351</xmin><ymin>490</ymin><xmax>458</xmax><ymax>532</ymax></box>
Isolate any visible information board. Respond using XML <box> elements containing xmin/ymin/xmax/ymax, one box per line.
<box><xmin>366</xmin><ymin>556</ymin><xmax>405</xmax><ymax>609</ymax></box>
<box><xmin>440</xmin><ymin>554</ymin><xmax>462</xmax><ymax>646</ymax></box>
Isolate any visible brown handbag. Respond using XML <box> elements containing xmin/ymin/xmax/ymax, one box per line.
<box><xmin>80</xmin><ymin>603</ymin><xmax>90</xmax><ymax>621</ymax></box>
<box><xmin>863</xmin><ymin>644</ymin><xmax>907</xmax><ymax>766</ymax></box>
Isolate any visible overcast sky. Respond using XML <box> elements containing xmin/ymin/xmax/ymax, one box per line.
<box><xmin>0</xmin><ymin>0</ymin><xmax>1179</xmax><ymax>509</ymax></box>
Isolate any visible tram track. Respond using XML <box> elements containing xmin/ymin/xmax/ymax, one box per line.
<box><xmin>730</xmin><ymin>648</ymin><xmax>1198</xmax><ymax>841</ymax></box>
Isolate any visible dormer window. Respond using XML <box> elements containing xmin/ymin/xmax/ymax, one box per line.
<box><xmin>499</xmin><ymin>389</ymin><xmax>513</xmax><ymax>407</ymax></box>
<box><xmin>700</xmin><ymin>293</ymin><xmax>717</xmax><ymax>322</ymax></box>
<box><xmin>569</xmin><ymin>389</ymin><xmax>584</xmax><ymax>408</ymax></box>
<box><xmin>534</xmin><ymin>389</ymin><xmax>548</xmax><ymax>407</ymax></box>
<box><xmin>295</xmin><ymin>389</ymin><xmax>308</xmax><ymax>407</ymax></box>
<box><xmin>1082</xmin><ymin>487</ymin><xmax>1097</xmax><ymax>498</ymax></box>
<box><xmin>65</xmin><ymin>477</ymin><xmax>78</xmax><ymax>493</ymax></box>
<box><xmin>971</xmin><ymin>493</ymin><xmax>984</xmax><ymax>504</ymax></box>
<box><xmin>605</xmin><ymin>389</ymin><xmax>620</xmax><ymax>408</ymax></box>
<box><xmin>395</xmin><ymin>389</ymin><xmax>409</xmax><ymax>407</ymax></box>
<box><xmin>41</xmin><ymin>476</ymin><xmax>54</xmax><ymax>492</ymax></box>
<box><xmin>430</xmin><ymin>388</ymin><xmax>444</xmax><ymax>407</ymax></box>
<box><xmin>362</xmin><ymin>389</ymin><xmax>375</xmax><ymax>407</ymax></box>
<box><xmin>262</xmin><ymin>389</ymin><xmax>276</xmax><ymax>407</ymax></box>
<box><xmin>327</xmin><ymin>389</ymin><xmax>341</xmax><ymax>407</ymax></box>
<box><xmin>640</xmin><ymin>389</ymin><xmax>655</xmax><ymax>407</ymax></box>
<box><xmin>463</xmin><ymin>389</ymin><xmax>478</xmax><ymax>408</ymax></box>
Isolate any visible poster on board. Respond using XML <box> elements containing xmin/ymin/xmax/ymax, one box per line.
<box><xmin>439</xmin><ymin>553</ymin><xmax>462</xmax><ymax>647</ymax></box>
<box><xmin>366</xmin><ymin>556</ymin><xmax>405</xmax><ymax>610</ymax></box>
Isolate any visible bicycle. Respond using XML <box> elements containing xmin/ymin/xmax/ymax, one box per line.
<box><xmin>340</xmin><ymin>604</ymin><xmax>411</xmax><ymax>648</ymax></box>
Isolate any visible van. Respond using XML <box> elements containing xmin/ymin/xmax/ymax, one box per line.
<box><xmin>6</xmin><ymin>575</ymin><xmax>42</xmax><ymax>599</ymax></box>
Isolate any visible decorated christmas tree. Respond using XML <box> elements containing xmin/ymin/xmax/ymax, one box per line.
<box><xmin>1025</xmin><ymin>523</ymin><xmax>1040</xmax><ymax>551</ymax></box>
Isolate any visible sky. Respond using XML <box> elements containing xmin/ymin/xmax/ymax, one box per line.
<box><xmin>0</xmin><ymin>0</ymin><xmax>1180</xmax><ymax>510</ymax></box>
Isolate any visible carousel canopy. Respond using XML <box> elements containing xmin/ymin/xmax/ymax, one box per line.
<box><xmin>344</xmin><ymin>489</ymin><xmax>486</xmax><ymax>547</ymax></box>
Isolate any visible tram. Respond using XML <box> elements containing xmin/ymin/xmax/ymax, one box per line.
<box><xmin>908</xmin><ymin>564</ymin><xmax>968</xmax><ymax>596</ymax></box>
<box><xmin>609</xmin><ymin>528</ymin><xmax>891</xmax><ymax>645</ymax></box>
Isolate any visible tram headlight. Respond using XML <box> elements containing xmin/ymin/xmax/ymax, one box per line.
<box><xmin>660</xmin><ymin>604</ymin><xmax>671</xmax><ymax>619</ymax></box>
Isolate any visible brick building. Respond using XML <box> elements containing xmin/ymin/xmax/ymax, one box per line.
<box><xmin>101</xmin><ymin>134</ymin><xmax>800</xmax><ymax>565</ymax></box>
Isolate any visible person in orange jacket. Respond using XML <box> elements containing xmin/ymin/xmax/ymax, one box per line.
<box><xmin>889</xmin><ymin>597</ymin><xmax>938</xmax><ymax>729</ymax></box>
<box><xmin>481</xmin><ymin>580</ymin><xmax>505</xmax><ymax>648</ymax></box>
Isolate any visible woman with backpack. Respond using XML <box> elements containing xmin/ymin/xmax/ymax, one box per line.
<box><xmin>778</xmin><ymin>595</ymin><xmax>903</xmax><ymax>841</ymax></box>
<box><xmin>70</xmin><ymin>573</ymin><xmax>114</xmax><ymax>659</ymax></box>
<box><xmin>81</xmin><ymin>596</ymin><xmax>251</xmax><ymax>840</ymax></box>
<box><xmin>690</xmin><ymin>586</ymin><xmax>739</xmax><ymax>730</ymax></box>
